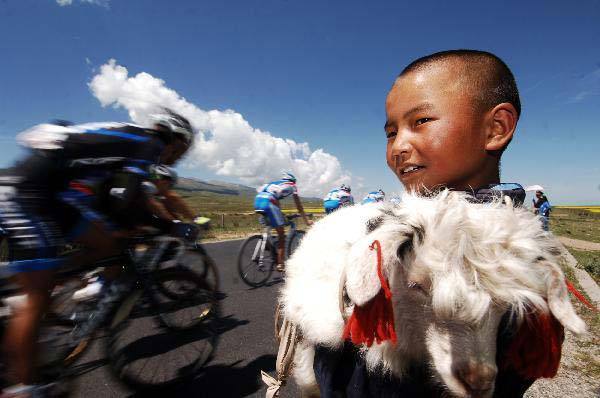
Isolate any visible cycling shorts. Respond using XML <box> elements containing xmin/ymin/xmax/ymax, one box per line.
<box><xmin>254</xmin><ymin>192</ymin><xmax>285</xmax><ymax>228</ymax></box>
<box><xmin>324</xmin><ymin>199</ymin><xmax>340</xmax><ymax>214</ymax></box>
<box><xmin>0</xmin><ymin>185</ymin><xmax>69</xmax><ymax>275</ymax></box>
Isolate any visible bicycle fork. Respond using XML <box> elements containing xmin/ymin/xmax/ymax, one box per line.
<box><xmin>255</xmin><ymin>232</ymin><xmax>269</xmax><ymax>270</ymax></box>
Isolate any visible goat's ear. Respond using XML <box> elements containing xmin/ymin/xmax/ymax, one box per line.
<box><xmin>542</xmin><ymin>260</ymin><xmax>587</xmax><ymax>336</ymax></box>
<box><xmin>344</xmin><ymin>230</ymin><xmax>407</xmax><ymax>306</ymax></box>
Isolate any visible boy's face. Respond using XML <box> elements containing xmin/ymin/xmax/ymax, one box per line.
<box><xmin>385</xmin><ymin>63</ymin><xmax>491</xmax><ymax>192</ymax></box>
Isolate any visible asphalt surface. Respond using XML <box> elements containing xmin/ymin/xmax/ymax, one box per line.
<box><xmin>69</xmin><ymin>239</ymin><xmax>296</xmax><ymax>398</ymax></box>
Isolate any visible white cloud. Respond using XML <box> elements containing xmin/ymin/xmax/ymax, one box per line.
<box><xmin>56</xmin><ymin>0</ymin><xmax>109</xmax><ymax>7</ymax></box>
<box><xmin>89</xmin><ymin>59</ymin><xmax>355</xmax><ymax>196</ymax></box>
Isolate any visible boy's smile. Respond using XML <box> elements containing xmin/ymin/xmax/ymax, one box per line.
<box><xmin>385</xmin><ymin>62</ymin><xmax>495</xmax><ymax>193</ymax></box>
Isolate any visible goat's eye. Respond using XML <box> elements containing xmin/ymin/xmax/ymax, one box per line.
<box><xmin>407</xmin><ymin>281</ymin><xmax>427</xmax><ymax>295</ymax></box>
<box><xmin>396</xmin><ymin>238</ymin><xmax>413</xmax><ymax>259</ymax></box>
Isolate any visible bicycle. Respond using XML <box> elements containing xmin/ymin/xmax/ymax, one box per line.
<box><xmin>0</xmin><ymin>230</ymin><xmax>221</xmax><ymax>391</ymax></box>
<box><xmin>237</xmin><ymin>214</ymin><xmax>305</xmax><ymax>287</ymax></box>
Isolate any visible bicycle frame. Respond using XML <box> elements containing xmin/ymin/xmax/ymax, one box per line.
<box><xmin>255</xmin><ymin>215</ymin><xmax>297</xmax><ymax>268</ymax></box>
<box><xmin>69</xmin><ymin>235</ymin><xmax>186</xmax><ymax>343</ymax></box>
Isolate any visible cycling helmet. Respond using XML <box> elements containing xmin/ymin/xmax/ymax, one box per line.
<box><xmin>149</xmin><ymin>164</ymin><xmax>178</xmax><ymax>184</ymax></box>
<box><xmin>281</xmin><ymin>171</ymin><xmax>297</xmax><ymax>183</ymax></box>
<box><xmin>340</xmin><ymin>184</ymin><xmax>351</xmax><ymax>193</ymax></box>
<box><xmin>150</xmin><ymin>108</ymin><xmax>195</xmax><ymax>147</ymax></box>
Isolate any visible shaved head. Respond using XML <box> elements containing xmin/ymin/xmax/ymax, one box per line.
<box><xmin>396</xmin><ymin>50</ymin><xmax>521</xmax><ymax>118</ymax></box>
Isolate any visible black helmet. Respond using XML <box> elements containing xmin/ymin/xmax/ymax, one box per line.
<box><xmin>150</xmin><ymin>108</ymin><xmax>195</xmax><ymax>147</ymax></box>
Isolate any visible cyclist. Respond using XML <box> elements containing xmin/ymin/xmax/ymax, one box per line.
<box><xmin>323</xmin><ymin>184</ymin><xmax>354</xmax><ymax>214</ymax></box>
<box><xmin>0</xmin><ymin>108</ymin><xmax>197</xmax><ymax>396</ymax></box>
<box><xmin>73</xmin><ymin>163</ymin><xmax>210</xmax><ymax>301</ymax></box>
<box><xmin>254</xmin><ymin>172</ymin><xmax>312</xmax><ymax>272</ymax></box>
<box><xmin>361</xmin><ymin>189</ymin><xmax>385</xmax><ymax>204</ymax></box>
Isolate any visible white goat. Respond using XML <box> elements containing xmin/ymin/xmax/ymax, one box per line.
<box><xmin>280</xmin><ymin>191</ymin><xmax>586</xmax><ymax>398</ymax></box>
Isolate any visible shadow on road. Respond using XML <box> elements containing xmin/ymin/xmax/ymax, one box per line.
<box><xmin>131</xmin><ymin>354</ymin><xmax>276</xmax><ymax>398</ymax></box>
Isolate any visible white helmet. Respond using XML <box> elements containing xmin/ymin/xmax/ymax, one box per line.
<box><xmin>281</xmin><ymin>171</ymin><xmax>297</xmax><ymax>183</ymax></box>
<box><xmin>340</xmin><ymin>184</ymin><xmax>351</xmax><ymax>193</ymax></box>
<box><xmin>150</xmin><ymin>108</ymin><xmax>195</xmax><ymax>147</ymax></box>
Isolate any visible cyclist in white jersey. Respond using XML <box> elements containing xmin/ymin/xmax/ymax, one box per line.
<box><xmin>361</xmin><ymin>189</ymin><xmax>385</xmax><ymax>204</ymax></box>
<box><xmin>254</xmin><ymin>172</ymin><xmax>311</xmax><ymax>271</ymax></box>
<box><xmin>323</xmin><ymin>184</ymin><xmax>354</xmax><ymax>214</ymax></box>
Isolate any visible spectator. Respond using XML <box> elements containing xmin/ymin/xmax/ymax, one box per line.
<box><xmin>533</xmin><ymin>190</ymin><xmax>551</xmax><ymax>231</ymax></box>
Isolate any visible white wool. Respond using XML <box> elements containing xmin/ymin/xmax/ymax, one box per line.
<box><xmin>281</xmin><ymin>190</ymin><xmax>586</xmax><ymax>393</ymax></box>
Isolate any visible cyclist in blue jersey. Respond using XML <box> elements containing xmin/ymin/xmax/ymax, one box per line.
<box><xmin>0</xmin><ymin>109</ymin><xmax>198</xmax><ymax>396</ymax></box>
<box><xmin>361</xmin><ymin>189</ymin><xmax>385</xmax><ymax>204</ymax></box>
<box><xmin>323</xmin><ymin>184</ymin><xmax>354</xmax><ymax>214</ymax></box>
<box><xmin>254</xmin><ymin>172</ymin><xmax>312</xmax><ymax>271</ymax></box>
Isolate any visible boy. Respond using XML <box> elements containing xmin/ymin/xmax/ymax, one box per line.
<box><xmin>314</xmin><ymin>50</ymin><xmax>546</xmax><ymax>397</ymax></box>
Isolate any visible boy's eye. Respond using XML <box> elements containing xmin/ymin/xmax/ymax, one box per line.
<box><xmin>386</xmin><ymin>131</ymin><xmax>397</xmax><ymax>139</ymax></box>
<box><xmin>415</xmin><ymin>118</ymin><xmax>432</xmax><ymax>126</ymax></box>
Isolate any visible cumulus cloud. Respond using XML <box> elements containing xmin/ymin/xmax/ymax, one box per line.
<box><xmin>89</xmin><ymin>59</ymin><xmax>354</xmax><ymax>196</ymax></box>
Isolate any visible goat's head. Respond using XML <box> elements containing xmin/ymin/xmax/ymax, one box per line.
<box><xmin>343</xmin><ymin>192</ymin><xmax>586</xmax><ymax>398</ymax></box>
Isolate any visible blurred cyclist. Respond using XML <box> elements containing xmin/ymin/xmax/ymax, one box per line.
<box><xmin>361</xmin><ymin>189</ymin><xmax>385</xmax><ymax>204</ymax></box>
<box><xmin>254</xmin><ymin>172</ymin><xmax>311</xmax><ymax>272</ymax></box>
<box><xmin>0</xmin><ymin>108</ymin><xmax>196</xmax><ymax>397</ymax></box>
<box><xmin>73</xmin><ymin>164</ymin><xmax>210</xmax><ymax>301</ymax></box>
<box><xmin>323</xmin><ymin>184</ymin><xmax>354</xmax><ymax>214</ymax></box>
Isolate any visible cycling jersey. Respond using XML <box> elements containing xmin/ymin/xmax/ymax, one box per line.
<box><xmin>256</xmin><ymin>179</ymin><xmax>298</xmax><ymax>201</ymax></box>
<box><xmin>0</xmin><ymin>122</ymin><xmax>165</xmax><ymax>274</ymax></box>
<box><xmin>254</xmin><ymin>179</ymin><xmax>297</xmax><ymax>228</ymax></box>
<box><xmin>323</xmin><ymin>189</ymin><xmax>354</xmax><ymax>214</ymax></box>
<box><xmin>361</xmin><ymin>191</ymin><xmax>385</xmax><ymax>204</ymax></box>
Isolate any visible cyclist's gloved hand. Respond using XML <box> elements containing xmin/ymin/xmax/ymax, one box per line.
<box><xmin>193</xmin><ymin>216</ymin><xmax>211</xmax><ymax>229</ymax></box>
<box><xmin>170</xmin><ymin>220</ymin><xmax>200</xmax><ymax>241</ymax></box>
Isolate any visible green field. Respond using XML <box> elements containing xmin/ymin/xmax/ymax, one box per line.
<box><xmin>550</xmin><ymin>207</ymin><xmax>600</xmax><ymax>244</ymax></box>
<box><xmin>176</xmin><ymin>189</ymin><xmax>323</xmax><ymax>240</ymax></box>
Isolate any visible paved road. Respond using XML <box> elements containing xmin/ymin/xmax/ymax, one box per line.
<box><xmin>70</xmin><ymin>239</ymin><xmax>294</xmax><ymax>398</ymax></box>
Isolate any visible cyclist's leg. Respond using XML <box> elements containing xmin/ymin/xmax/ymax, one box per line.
<box><xmin>0</xmin><ymin>205</ymin><xmax>63</xmax><ymax>385</ymax></box>
<box><xmin>3</xmin><ymin>269</ymin><xmax>54</xmax><ymax>384</ymax></box>
<box><xmin>266</xmin><ymin>204</ymin><xmax>286</xmax><ymax>267</ymax></box>
<box><xmin>58</xmin><ymin>181</ymin><xmax>133</xmax><ymax>279</ymax></box>
<box><xmin>275</xmin><ymin>226</ymin><xmax>285</xmax><ymax>269</ymax></box>
<box><xmin>255</xmin><ymin>194</ymin><xmax>287</xmax><ymax>267</ymax></box>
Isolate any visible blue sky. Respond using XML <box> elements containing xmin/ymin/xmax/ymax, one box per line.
<box><xmin>0</xmin><ymin>0</ymin><xmax>599</xmax><ymax>204</ymax></box>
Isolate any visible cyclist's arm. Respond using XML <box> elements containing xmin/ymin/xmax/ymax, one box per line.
<box><xmin>162</xmin><ymin>190</ymin><xmax>196</xmax><ymax>220</ymax></box>
<box><xmin>147</xmin><ymin>196</ymin><xmax>178</xmax><ymax>222</ymax></box>
<box><xmin>293</xmin><ymin>193</ymin><xmax>312</xmax><ymax>226</ymax></box>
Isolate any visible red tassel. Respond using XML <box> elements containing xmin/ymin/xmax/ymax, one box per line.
<box><xmin>500</xmin><ymin>311</ymin><xmax>564</xmax><ymax>379</ymax></box>
<box><xmin>565</xmin><ymin>278</ymin><xmax>598</xmax><ymax>312</ymax></box>
<box><xmin>343</xmin><ymin>240</ymin><xmax>397</xmax><ymax>347</ymax></box>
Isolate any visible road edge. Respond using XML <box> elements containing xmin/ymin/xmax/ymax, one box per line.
<box><xmin>557</xmin><ymin>242</ymin><xmax>600</xmax><ymax>306</ymax></box>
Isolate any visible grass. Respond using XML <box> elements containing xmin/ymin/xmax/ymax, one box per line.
<box><xmin>549</xmin><ymin>207</ymin><xmax>600</xmax><ymax>244</ymax></box>
<box><xmin>567</xmin><ymin>248</ymin><xmax>600</xmax><ymax>284</ymax></box>
<box><xmin>174</xmin><ymin>190</ymin><xmax>325</xmax><ymax>240</ymax></box>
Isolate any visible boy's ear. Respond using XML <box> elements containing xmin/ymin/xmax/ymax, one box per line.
<box><xmin>485</xmin><ymin>103</ymin><xmax>518</xmax><ymax>152</ymax></box>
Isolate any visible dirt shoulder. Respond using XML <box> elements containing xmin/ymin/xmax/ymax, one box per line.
<box><xmin>558</xmin><ymin>236</ymin><xmax>600</xmax><ymax>251</ymax></box>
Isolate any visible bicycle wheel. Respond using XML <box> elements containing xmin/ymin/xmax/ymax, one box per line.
<box><xmin>237</xmin><ymin>235</ymin><xmax>275</xmax><ymax>287</ymax></box>
<box><xmin>152</xmin><ymin>268</ymin><xmax>219</xmax><ymax>330</ymax></box>
<box><xmin>157</xmin><ymin>247</ymin><xmax>220</xmax><ymax>317</ymax></box>
<box><xmin>287</xmin><ymin>230</ymin><xmax>305</xmax><ymax>258</ymax></box>
<box><xmin>34</xmin><ymin>277</ymin><xmax>106</xmax><ymax>380</ymax></box>
<box><xmin>106</xmin><ymin>275</ymin><xmax>219</xmax><ymax>390</ymax></box>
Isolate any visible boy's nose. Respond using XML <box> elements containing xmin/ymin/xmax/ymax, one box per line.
<box><xmin>389</xmin><ymin>133</ymin><xmax>412</xmax><ymax>161</ymax></box>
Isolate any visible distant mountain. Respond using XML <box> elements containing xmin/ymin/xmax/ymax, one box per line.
<box><xmin>175</xmin><ymin>177</ymin><xmax>257</xmax><ymax>196</ymax></box>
